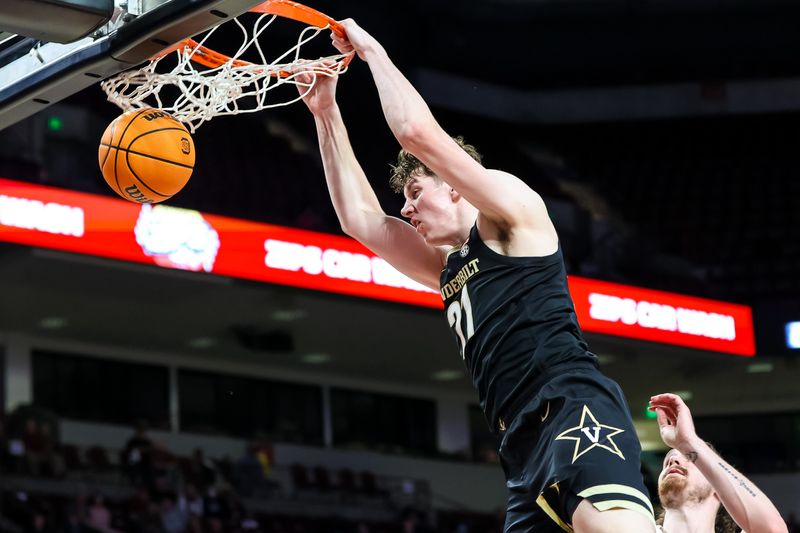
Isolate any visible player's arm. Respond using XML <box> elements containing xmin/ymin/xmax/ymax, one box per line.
<box><xmin>296</xmin><ymin>70</ymin><xmax>443</xmax><ymax>290</ymax></box>
<box><xmin>333</xmin><ymin>21</ymin><xmax>554</xmax><ymax>235</ymax></box>
<box><xmin>650</xmin><ymin>394</ymin><xmax>788</xmax><ymax>533</ymax></box>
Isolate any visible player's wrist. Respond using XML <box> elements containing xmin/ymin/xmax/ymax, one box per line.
<box><xmin>312</xmin><ymin>102</ymin><xmax>340</xmax><ymax>118</ymax></box>
<box><xmin>360</xmin><ymin>41</ymin><xmax>388</xmax><ymax>62</ymax></box>
<box><xmin>677</xmin><ymin>435</ymin><xmax>706</xmax><ymax>461</ymax></box>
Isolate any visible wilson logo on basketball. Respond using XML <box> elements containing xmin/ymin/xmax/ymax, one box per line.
<box><xmin>142</xmin><ymin>111</ymin><xmax>169</xmax><ymax>121</ymax></box>
<box><xmin>180</xmin><ymin>138</ymin><xmax>191</xmax><ymax>155</ymax></box>
<box><xmin>125</xmin><ymin>184</ymin><xmax>152</xmax><ymax>204</ymax></box>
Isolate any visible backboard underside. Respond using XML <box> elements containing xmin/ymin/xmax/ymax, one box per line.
<box><xmin>0</xmin><ymin>0</ymin><xmax>266</xmax><ymax>132</ymax></box>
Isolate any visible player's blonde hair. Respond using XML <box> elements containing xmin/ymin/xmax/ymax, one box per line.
<box><xmin>389</xmin><ymin>136</ymin><xmax>482</xmax><ymax>193</ymax></box>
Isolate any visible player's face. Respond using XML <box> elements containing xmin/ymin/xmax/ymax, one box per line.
<box><xmin>401</xmin><ymin>174</ymin><xmax>460</xmax><ymax>245</ymax></box>
<box><xmin>657</xmin><ymin>449</ymin><xmax>714</xmax><ymax>508</ymax></box>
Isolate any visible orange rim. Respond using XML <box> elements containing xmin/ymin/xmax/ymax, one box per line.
<box><xmin>156</xmin><ymin>0</ymin><xmax>353</xmax><ymax>74</ymax></box>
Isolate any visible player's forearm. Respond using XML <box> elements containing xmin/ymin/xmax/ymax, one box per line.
<box><xmin>360</xmin><ymin>45</ymin><xmax>440</xmax><ymax>150</ymax></box>
<box><xmin>682</xmin><ymin>438</ymin><xmax>787</xmax><ymax>533</ymax></box>
<box><xmin>313</xmin><ymin>105</ymin><xmax>385</xmax><ymax>235</ymax></box>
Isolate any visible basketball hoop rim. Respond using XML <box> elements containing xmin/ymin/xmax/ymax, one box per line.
<box><xmin>157</xmin><ymin>0</ymin><xmax>353</xmax><ymax>72</ymax></box>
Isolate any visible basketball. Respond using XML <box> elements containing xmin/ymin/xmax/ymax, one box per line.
<box><xmin>98</xmin><ymin>108</ymin><xmax>195</xmax><ymax>204</ymax></box>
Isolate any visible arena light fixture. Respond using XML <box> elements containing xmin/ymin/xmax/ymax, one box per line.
<box><xmin>431</xmin><ymin>369</ymin><xmax>464</xmax><ymax>381</ymax></box>
<box><xmin>785</xmin><ymin>321</ymin><xmax>800</xmax><ymax>349</ymax></box>
<box><xmin>187</xmin><ymin>337</ymin><xmax>217</xmax><ymax>349</ymax></box>
<box><xmin>746</xmin><ymin>362</ymin><xmax>774</xmax><ymax>374</ymax></box>
<box><xmin>301</xmin><ymin>353</ymin><xmax>331</xmax><ymax>364</ymax></box>
<box><xmin>38</xmin><ymin>317</ymin><xmax>67</xmax><ymax>329</ymax></box>
<box><xmin>271</xmin><ymin>309</ymin><xmax>307</xmax><ymax>322</ymax></box>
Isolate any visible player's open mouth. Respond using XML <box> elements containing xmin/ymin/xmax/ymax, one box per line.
<box><xmin>665</xmin><ymin>467</ymin><xmax>686</xmax><ymax>477</ymax></box>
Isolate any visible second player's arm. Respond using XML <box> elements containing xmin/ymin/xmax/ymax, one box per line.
<box><xmin>680</xmin><ymin>438</ymin><xmax>787</xmax><ymax>533</ymax></box>
<box><xmin>313</xmin><ymin>104</ymin><xmax>443</xmax><ymax>290</ymax></box>
<box><xmin>651</xmin><ymin>393</ymin><xmax>788</xmax><ymax>533</ymax></box>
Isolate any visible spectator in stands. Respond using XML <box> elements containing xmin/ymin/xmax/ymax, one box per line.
<box><xmin>124</xmin><ymin>487</ymin><xmax>152</xmax><ymax>532</ymax></box>
<box><xmin>185</xmin><ymin>448</ymin><xmax>216</xmax><ymax>492</ymax></box>
<box><xmin>63</xmin><ymin>509</ymin><xmax>85</xmax><ymax>533</ymax></box>
<box><xmin>202</xmin><ymin>486</ymin><xmax>229</xmax><ymax>531</ymax></box>
<box><xmin>37</xmin><ymin>422</ymin><xmax>61</xmax><ymax>478</ymax></box>
<box><xmin>182</xmin><ymin>484</ymin><xmax>204</xmax><ymax>533</ymax></box>
<box><xmin>234</xmin><ymin>444</ymin><xmax>264</xmax><ymax>497</ymax></box>
<box><xmin>235</xmin><ymin>438</ymin><xmax>279</xmax><ymax>498</ymax></box>
<box><xmin>159</xmin><ymin>493</ymin><xmax>188</xmax><ymax>533</ymax></box>
<box><xmin>649</xmin><ymin>393</ymin><xmax>788</xmax><ymax>533</ymax></box>
<box><xmin>123</xmin><ymin>421</ymin><xmax>154</xmax><ymax>490</ymax></box>
<box><xmin>400</xmin><ymin>508</ymin><xmax>432</xmax><ymax>533</ymax></box>
<box><xmin>25</xmin><ymin>511</ymin><xmax>52</xmax><ymax>533</ymax></box>
<box><xmin>22</xmin><ymin>418</ymin><xmax>45</xmax><ymax>475</ymax></box>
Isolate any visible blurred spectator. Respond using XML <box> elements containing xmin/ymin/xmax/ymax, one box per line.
<box><xmin>182</xmin><ymin>484</ymin><xmax>204</xmax><ymax>533</ymax></box>
<box><xmin>38</xmin><ymin>423</ymin><xmax>62</xmax><ymax>478</ymax></box>
<box><xmin>23</xmin><ymin>419</ymin><xmax>45</xmax><ymax>475</ymax></box>
<box><xmin>62</xmin><ymin>509</ymin><xmax>86</xmax><ymax>533</ymax></box>
<box><xmin>123</xmin><ymin>421</ymin><xmax>154</xmax><ymax>490</ymax></box>
<box><xmin>185</xmin><ymin>448</ymin><xmax>216</xmax><ymax>492</ymax></box>
<box><xmin>25</xmin><ymin>511</ymin><xmax>54</xmax><ymax>533</ymax></box>
<box><xmin>159</xmin><ymin>494</ymin><xmax>188</xmax><ymax>533</ymax></box>
<box><xmin>400</xmin><ymin>508</ymin><xmax>432</xmax><ymax>533</ymax></box>
<box><xmin>125</xmin><ymin>487</ymin><xmax>153</xmax><ymax>531</ymax></box>
<box><xmin>150</xmin><ymin>442</ymin><xmax>178</xmax><ymax>494</ymax></box>
<box><xmin>234</xmin><ymin>443</ymin><xmax>278</xmax><ymax>497</ymax></box>
<box><xmin>203</xmin><ymin>487</ymin><xmax>230</xmax><ymax>531</ymax></box>
<box><xmin>85</xmin><ymin>494</ymin><xmax>116</xmax><ymax>533</ymax></box>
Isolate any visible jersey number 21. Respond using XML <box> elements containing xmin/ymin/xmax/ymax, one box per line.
<box><xmin>447</xmin><ymin>285</ymin><xmax>475</xmax><ymax>359</ymax></box>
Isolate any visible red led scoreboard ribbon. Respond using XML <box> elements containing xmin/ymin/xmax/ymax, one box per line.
<box><xmin>0</xmin><ymin>178</ymin><xmax>755</xmax><ymax>355</ymax></box>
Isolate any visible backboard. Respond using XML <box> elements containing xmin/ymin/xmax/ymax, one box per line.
<box><xmin>0</xmin><ymin>0</ymin><xmax>267</xmax><ymax>132</ymax></box>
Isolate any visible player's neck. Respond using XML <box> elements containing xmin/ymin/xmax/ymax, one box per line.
<box><xmin>661</xmin><ymin>501</ymin><xmax>718</xmax><ymax>533</ymax></box>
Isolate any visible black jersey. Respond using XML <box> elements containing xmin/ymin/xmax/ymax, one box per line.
<box><xmin>439</xmin><ymin>224</ymin><xmax>597</xmax><ymax>429</ymax></box>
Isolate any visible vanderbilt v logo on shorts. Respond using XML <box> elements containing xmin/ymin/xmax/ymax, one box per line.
<box><xmin>555</xmin><ymin>405</ymin><xmax>626</xmax><ymax>463</ymax></box>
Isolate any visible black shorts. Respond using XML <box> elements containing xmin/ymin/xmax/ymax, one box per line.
<box><xmin>498</xmin><ymin>366</ymin><xmax>655</xmax><ymax>533</ymax></box>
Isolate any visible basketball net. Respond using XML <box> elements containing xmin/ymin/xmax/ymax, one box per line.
<box><xmin>101</xmin><ymin>1</ymin><xmax>351</xmax><ymax>132</ymax></box>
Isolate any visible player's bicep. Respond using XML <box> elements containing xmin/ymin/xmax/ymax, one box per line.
<box><xmin>354</xmin><ymin>214</ymin><xmax>443</xmax><ymax>291</ymax></box>
<box><xmin>409</xmin><ymin>132</ymin><xmax>552</xmax><ymax>230</ymax></box>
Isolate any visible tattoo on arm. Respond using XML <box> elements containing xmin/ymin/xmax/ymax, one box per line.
<box><xmin>685</xmin><ymin>451</ymin><xmax>698</xmax><ymax>463</ymax></box>
<box><xmin>718</xmin><ymin>462</ymin><xmax>758</xmax><ymax>498</ymax></box>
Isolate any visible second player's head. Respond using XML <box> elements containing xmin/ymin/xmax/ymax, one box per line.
<box><xmin>391</xmin><ymin>137</ymin><xmax>482</xmax><ymax>246</ymax></box>
<box><xmin>658</xmin><ymin>448</ymin><xmax>715</xmax><ymax>508</ymax></box>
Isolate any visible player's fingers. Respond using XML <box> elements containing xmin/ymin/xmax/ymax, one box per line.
<box><xmin>654</xmin><ymin>407</ymin><xmax>670</xmax><ymax>428</ymax></box>
<box><xmin>651</xmin><ymin>394</ymin><xmax>683</xmax><ymax>416</ymax></box>
<box><xmin>331</xmin><ymin>36</ymin><xmax>354</xmax><ymax>54</ymax></box>
<box><xmin>650</xmin><ymin>393</ymin><xmax>680</xmax><ymax>405</ymax></box>
<box><xmin>650</xmin><ymin>402</ymin><xmax>678</xmax><ymax>425</ymax></box>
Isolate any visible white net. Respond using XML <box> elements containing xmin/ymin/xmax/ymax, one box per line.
<box><xmin>101</xmin><ymin>11</ymin><xmax>349</xmax><ymax>132</ymax></box>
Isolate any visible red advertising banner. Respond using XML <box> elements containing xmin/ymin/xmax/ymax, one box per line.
<box><xmin>0</xmin><ymin>178</ymin><xmax>441</xmax><ymax>308</ymax></box>
<box><xmin>0</xmin><ymin>178</ymin><xmax>755</xmax><ymax>355</ymax></box>
<box><xmin>569</xmin><ymin>276</ymin><xmax>755</xmax><ymax>356</ymax></box>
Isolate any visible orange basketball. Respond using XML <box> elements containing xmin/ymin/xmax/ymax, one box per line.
<box><xmin>98</xmin><ymin>108</ymin><xmax>195</xmax><ymax>204</ymax></box>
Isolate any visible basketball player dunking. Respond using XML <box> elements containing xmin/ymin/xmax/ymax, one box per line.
<box><xmin>297</xmin><ymin>20</ymin><xmax>656</xmax><ymax>533</ymax></box>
